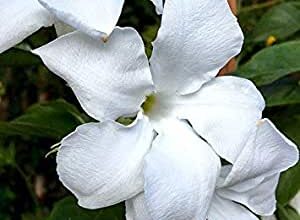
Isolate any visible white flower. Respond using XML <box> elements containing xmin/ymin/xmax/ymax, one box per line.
<box><xmin>0</xmin><ymin>0</ymin><xmax>127</xmax><ymax>53</ymax></box>
<box><xmin>260</xmin><ymin>192</ymin><xmax>300</xmax><ymax>220</ymax></box>
<box><xmin>32</xmin><ymin>0</ymin><xmax>298</xmax><ymax>219</ymax></box>
<box><xmin>126</xmin><ymin>119</ymin><xmax>298</xmax><ymax>220</ymax></box>
<box><xmin>209</xmin><ymin>119</ymin><xmax>298</xmax><ymax>219</ymax></box>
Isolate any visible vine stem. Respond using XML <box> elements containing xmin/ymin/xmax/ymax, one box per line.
<box><xmin>15</xmin><ymin>164</ymin><xmax>39</xmax><ymax>207</ymax></box>
<box><xmin>239</xmin><ymin>0</ymin><xmax>283</xmax><ymax>14</ymax></box>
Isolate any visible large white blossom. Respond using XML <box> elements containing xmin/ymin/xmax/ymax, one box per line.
<box><xmin>0</xmin><ymin>0</ymin><xmax>129</xmax><ymax>53</ymax></box>
<box><xmin>126</xmin><ymin>119</ymin><xmax>298</xmax><ymax>220</ymax></box>
<box><xmin>31</xmin><ymin>0</ymin><xmax>299</xmax><ymax>219</ymax></box>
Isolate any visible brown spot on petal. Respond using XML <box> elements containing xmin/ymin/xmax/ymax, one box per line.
<box><xmin>101</xmin><ymin>35</ymin><xmax>109</xmax><ymax>43</ymax></box>
<box><xmin>256</xmin><ymin>119</ymin><xmax>265</xmax><ymax>126</ymax></box>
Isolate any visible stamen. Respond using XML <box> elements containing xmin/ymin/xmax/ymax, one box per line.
<box><xmin>45</xmin><ymin>142</ymin><xmax>61</xmax><ymax>158</ymax></box>
<box><xmin>45</xmin><ymin>147</ymin><xmax>59</xmax><ymax>158</ymax></box>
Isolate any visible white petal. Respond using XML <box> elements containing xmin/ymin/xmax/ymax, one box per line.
<box><xmin>54</xmin><ymin>22</ymin><xmax>75</xmax><ymax>37</ymax></box>
<box><xmin>150</xmin><ymin>0</ymin><xmax>163</xmax><ymax>15</ymax></box>
<box><xmin>126</xmin><ymin>193</ymin><xmax>152</xmax><ymax>220</ymax></box>
<box><xmin>173</xmin><ymin>76</ymin><xmax>265</xmax><ymax>163</ymax></box>
<box><xmin>207</xmin><ymin>194</ymin><xmax>259</xmax><ymax>220</ymax></box>
<box><xmin>38</xmin><ymin>0</ymin><xmax>124</xmax><ymax>39</ymax></box>
<box><xmin>261</xmin><ymin>215</ymin><xmax>277</xmax><ymax>220</ymax></box>
<box><xmin>221</xmin><ymin>119</ymin><xmax>298</xmax><ymax>187</ymax></box>
<box><xmin>0</xmin><ymin>0</ymin><xmax>54</xmax><ymax>53</ymax></box>
<box><xmin>218</xmin><ymin>174</ymin><xmax>280</xmax><ymax>216</ymax></box>
<box><xmin>217</xmin><ymin>119</ymin><xmax>299</xmax><ymax>215</ymax></box>
<box><xmin>150</xmin><ymin>0</ymin><xmax>244</xmax><ymax>94</ymax></box>
<box><xmin>56</xmin><ymin>115</ymin><xmax>154</xmax><ymax>209</ymax></box>
<box><xmin>290</xmin><ymin>192</ymin><xmax>300</xmax><ymax>213</ymax></box>
<box><xmin>144</xmin><ymin>119</ymin><xmax>220</xmax><ymax>220</ymax></box>
<box><xmin>33</xmin><ymin>28</ymin><xmax>153</xmax><ymax>121</ymax></box>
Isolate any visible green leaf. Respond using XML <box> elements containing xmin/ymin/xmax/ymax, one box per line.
<box><xmin>0</xmin><ymin>143</ymin><xmax>16</xmax><ymax>168</ymax></box>
<box><xmin>237</xmin><ymin>41</ymin><xmax>300</xmax><ymax>86</ymax></box>
<box><xmin>277</xmin><ymin>204</ymin><xmax>300</xmax><ymax>220</ymax></box>
<box><xmin>277</xmin><ymin>163</ymin><xmax>300</xmax><ymax>206</ymax></box>
<box><xmin>0</xmin><ymin>99</ymin><xmax>84</xmax><ymax>139</ymax></box>
<box><xmin>261</xmin><ymin>77</ymin><xmax>300</xmax><ymax>107</ymax></box>
<box><xmin>0</xmin><ymin>186</ymin><xmax>15</xmax><ymax>220</ymax></box>
<box><xmin>251</xmin><ymin>2</ymin><xmax>300</xmax><ymax>42</ymax></box>
<box><xmin>269</xmin><ymin>104</ymin><xmax>300</xmax><ymax>145</ymax></box>
<box><xmin>47</xmin><ymin>196</ymin><xmax>124</xmax><ymax>220</ymax></box>
<box><xmin>142</xmin><ymin>24</ymin><xmax>159</xmax><ymax>57</ymax></box>
<box><xmin>0</xmin><ymin>48</ymin><xmax>41</xmax><ymax>67</ymax></box>
<box><xmin>21</xmin><ymin>211</ymin><xmax>47</xmax><ymax>220</ymax></box>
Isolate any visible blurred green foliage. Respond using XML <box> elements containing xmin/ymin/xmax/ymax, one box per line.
<box><xmin>238</xmin><ymin>41</ymin><xmax>300</xmax><ymax>86</ymax></box>
<box><xmin>47</xmin><ymin>197</ymin><xmax>124</xmax><ymax>220</ymax></box>
<box><xmin>0</xmin><ymin>0</ymin><xmax>299</xmax><ymax>219</ymax></box>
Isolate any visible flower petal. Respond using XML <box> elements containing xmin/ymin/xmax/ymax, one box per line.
<box><xmin>0</xmin><ymin>0</ymin><xmax>54</xmax><ymax>53</ymax></box>
<box><xmin>38</xmin><ymin>0</ymin><xmax>124</xmax><ymax>39</ymax></box>
<box><xmin>33</xmin><ymin>27</ymin><xmax>153</xmax><ymax>121</ymax></box>
<box><xmin>221</xmin><ymin>119</ymin><xmax>298</xmax><ymax>187</ymax></box>
<box><xmin>217</xmin><ymin>119</ymin><xmax>299</xmax><ymax>215</ymax></box>
<box><xmin>150</xmin><ymin>0</ymin><xmax>244</xmax><ymax>94</ymax></box>
<box><xmin>261</xmin><ymin>215</ymin><xmax>277</xmax><ymax>220</ymax></box>
<box><xmin>219</xmin><ymin>174</ymin><xmax>280</xmax><ymax>216</ymax></box>
<box><xmin>57</xmin><ymin>114</ymin><xmax>154</xmax><ymax>209</ymax></box>
<box><xmin>173</xmin><ymin>76</ymin><xmax>265</xmax><ymax>163</ymax></box>
<box><xmin>207</xmin><ymin>195</ymin><xmax>259</xmax><ymax>220</ymax></box>
<box><xmin>144</xmin><ymin>119</ymin><xmax>220</xmax><ymax>220</ymax></box>
<box><xmin>290</xmin><ymin>192</ymin><xmax>300</xmax><ymax>213</ymax></box>
<box><xmin>126</xmin><ymin>193</ymin><xmax>152</xmax><ymax>220</ymax></box>
<box><xmin>54</xmin><ymin>22</ymin><xmax>75</xmax><ymax>37</ymax></box>
<box><xmin>150</xmin><ymin>0</ymin><xmax>163</xmax><ymax>15</ymax></box>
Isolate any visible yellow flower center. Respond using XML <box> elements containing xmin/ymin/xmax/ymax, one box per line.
<box><xmin>142</xmin><ymin>94</ymin><xmax>157</xmax><ymax>115</ymax></box>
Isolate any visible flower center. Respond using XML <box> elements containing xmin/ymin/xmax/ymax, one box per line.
<box><xmin>142</xmin><ymin>94</ymin><xmax>157</xmax><ymax>115</ymax></box>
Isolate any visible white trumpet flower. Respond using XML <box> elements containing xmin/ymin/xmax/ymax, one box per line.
<box><xmin>126</xmin><ymin>119</ymin><xmax>298</xmax><ymax>220</ymax></box>
<box><xmin>0</xmin><ymin>0</ymin><xmax>127</xmax><ymax>53</ymax></box>
<box><xmin>32</xmin><ymin>0</ymin><xmax>298</xmax><ymax>219</ymax></box>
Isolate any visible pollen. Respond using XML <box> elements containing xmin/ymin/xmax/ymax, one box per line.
<box><xmin>266</xmin><ymin>35</ymin><xmax>276</xmax><ymax>46</ymax></box>
<box><xmin>142</xmin><ymin>94</ymin><xmax>156</xmax><ymax>114</ymax></box>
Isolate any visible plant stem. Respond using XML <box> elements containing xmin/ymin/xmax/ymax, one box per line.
<box><xmin>239</xmin><ymin>0</ymin><xmax>283</xmax><ymax>14</ymax></box>
<box><xmin>15</xmin><ymin>164</ymin><xmax>39</xmax><ymax>207</ymax></box>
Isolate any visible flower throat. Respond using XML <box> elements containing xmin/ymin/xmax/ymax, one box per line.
<box><xmin>142</xmin><ymin>94</ymin><xmax>156</xmax><ymax>115</ymax></box>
